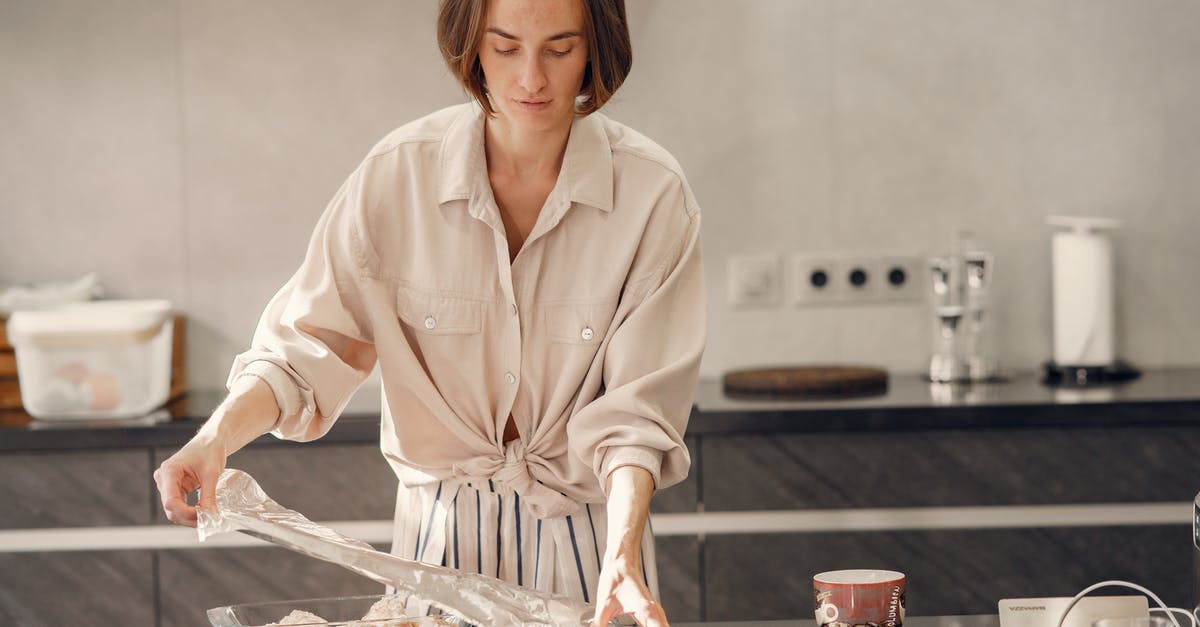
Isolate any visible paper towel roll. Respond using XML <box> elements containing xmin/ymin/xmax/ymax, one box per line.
<box><xmin>1051</xmin><ymin>229</ymin><xmax>1114</xmax><ymax>366</ymax></box>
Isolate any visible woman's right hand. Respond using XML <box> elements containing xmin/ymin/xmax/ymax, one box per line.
<box><xmin>153</xmin><ymin>435</ymin><xmax>227</xmax><ymax>528</ymax></box>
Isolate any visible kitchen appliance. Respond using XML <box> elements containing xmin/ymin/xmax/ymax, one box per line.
<box><xmin>1043</xmin><ymin>215</ymin><xmax>1139</xmax><ymax>387</ymax></box>
<box><xmin>926</xmin><ymin>232</ymin><xmax>999</xmax><ymax>383</ymax></box>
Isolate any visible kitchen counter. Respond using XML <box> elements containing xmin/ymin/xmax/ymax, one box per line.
<box><xmin>2</xmin><ymin>367</ymin><xmax>1199</xmax><ymax>451</ymax></box>
<box><xmin>691</xmin><ymin>366</ymin><xmax>1200</xmax><ymax>433</ymax></box>
<box><xmin>4</xmin><ymin>370</ymin><xmax>1197</xmax><ymax>622</ymax></box>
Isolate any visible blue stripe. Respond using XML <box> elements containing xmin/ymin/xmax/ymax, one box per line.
<box><xmin>514</xmin><ymin>494</ymin><xmax>523</xmax><ymax>586</ymax></box>
<box><xmin>566</xmin><ymin>515</ymin><xmax>590</xmax><ymax>603</ymax></box>
<box><xmin>411</xmin><ymin>512</ymin><xmax>422</xmax><ymax>560</ymax></box>
<box><xmin>496</xmin><ymin>494</ymin><xmax>502</xmax><ymax>578</ymax></box>
<box><xmin>534</xmin><ymin>519</ymin><xmax>542</xmax><ymax>586</ymax></box>
<box><xmin>418</xmin><ymin>481</ymin><xmax>443</xmax><ymax>562</ymax></box>
<box><xmin>585</xmin><ymin>504</ymin><xmax>601</xmax><ymax>566</ymax></box>
<box><xmin>475</xmin><ymin>489</ymin><xmax>482</xmax><ymax>574</ymax></box>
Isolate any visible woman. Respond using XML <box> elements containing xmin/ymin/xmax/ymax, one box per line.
<box><xmin>154</xmin><ymin>1</ymin><xmax>704</xmax><ymax>625</ymax></box>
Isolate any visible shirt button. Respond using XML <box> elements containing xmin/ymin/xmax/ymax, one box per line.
<box><xmin>581</xmin><ymin>327</ymin><xmax>594</xmax><ymax>341</ymax></box>
<box><xmin>505</xmin><ymin>372</ymin><xmax>517</xmax><ymax>385</ymax></box>
<box><xmin>424</xmin><ymin>316</ymin><xmax>437</xmax><ymax>330</ymax></box>
<box><xmin>511</xmin><ymin>303</ymin><xmax>518</xmax><ymax>316</ymax></box>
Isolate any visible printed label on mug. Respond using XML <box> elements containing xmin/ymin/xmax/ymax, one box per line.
<box><xmin>813</xmin><ymin>569</ymin><xmax>906</xmax><ymax>627</ymax></box>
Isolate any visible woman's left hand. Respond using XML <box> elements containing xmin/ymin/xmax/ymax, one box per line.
<box><xmin>591</xmin><ymin>554</ymin><xmax>669</xmax><ymax>627</ymax></box>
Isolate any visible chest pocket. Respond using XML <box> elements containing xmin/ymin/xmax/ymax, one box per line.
<box><xmin>396</xmin><ymin>285</ymin><xmax>482</xmax><ymax>335</ymax></box>
<box><xmin>540</xmin><ymin>298</ymin><xmax>618</xmax><ymax>346</ymax></box>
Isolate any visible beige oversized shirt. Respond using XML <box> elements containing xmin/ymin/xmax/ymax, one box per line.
<box><xmin>228</xmin><ymin>102</ymin><xmax>705</xmax><ymax>518</ymax></box>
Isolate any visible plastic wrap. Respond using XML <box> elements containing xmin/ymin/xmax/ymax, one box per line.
<box><xmin>198</xmin><ymin>469</ymin><xmax>592</xmax><ymax>627</ymax></box>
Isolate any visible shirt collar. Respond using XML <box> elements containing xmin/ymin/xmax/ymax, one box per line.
<box><xmin>438</xmin><ymin>102</ymin><xmax>614</xmax><ymax>214</ymax></box>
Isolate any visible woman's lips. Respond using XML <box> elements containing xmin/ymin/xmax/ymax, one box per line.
<box><xmin>516</xmin><ymin>99</ymin><xmax>550</xmax><ymax>112</ymax></box>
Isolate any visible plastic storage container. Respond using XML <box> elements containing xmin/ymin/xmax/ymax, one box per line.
<box><xmin>6</xmin><ymin>299</ymin><xmax>173</xmax><ymax>420</ymax></box>
<box><xmin>206</xmin><ymin>594</ymin><xmax>470</xmax><ymax>626</ymax></box>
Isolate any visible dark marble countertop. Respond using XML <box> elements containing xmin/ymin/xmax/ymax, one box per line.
<box><xmin>692</xmin><ymin>367</ymin><xmax>1200</xmax><ymax>434</ymax></box>
<box><xmin>3</xmin><ymin>368</ymin><xmax>1199</xmax><ymax>452</ymax></box>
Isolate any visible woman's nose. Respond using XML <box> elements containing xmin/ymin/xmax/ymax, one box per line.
<box><xmin>519</xmin><ymin>56</ymin><xmax>547</xmax><ymax>94</ymax></box>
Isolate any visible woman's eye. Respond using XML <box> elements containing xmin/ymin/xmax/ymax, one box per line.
<box><xmin>495</xmin><ymin>48</ymin><xmax>518</xmax><ymax>56</ymax></box>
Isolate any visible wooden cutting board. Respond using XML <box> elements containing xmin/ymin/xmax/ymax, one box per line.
<box><xmin>722</xmin><ymin>365</ymin><xmax>889</xmax><ymax>398</ymax></box>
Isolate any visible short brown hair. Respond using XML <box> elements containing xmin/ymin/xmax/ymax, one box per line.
<box><xmin>437</xmin><ymin>0</ymin><xmax>632</xmax><ymax>116</ymax></box>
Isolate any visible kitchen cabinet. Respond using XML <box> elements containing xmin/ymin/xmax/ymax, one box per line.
<box><xmin>702</xmin><ymin>526</ymin><xmax>1189</xmax><ymax>621</ymax></box>
<box><xmin>0</xmin><ymin>550</ymin><xmax>155</xmax><ymax>626</ymax></box>
<box><xmin>2</xmin><ymin>370</ymin><xmax>1199</xmax><ymax>624</ymax></box>
<box><xmin>697</xmin><ymin>426</ymin><xmax>1200</xmax><ymax>619</ymax></box>
<box><xmin>0</xmin><ymin>450</ymin><xmax>152</xmax><ymax>528</ymax></box>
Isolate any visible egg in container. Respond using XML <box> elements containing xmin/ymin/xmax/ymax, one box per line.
<box><xmin>7</xmin><ymin>299</ymin><xmax>173</xmax><ymax>419</ymax></box>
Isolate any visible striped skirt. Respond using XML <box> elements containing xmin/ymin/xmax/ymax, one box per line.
<box><xmin>389</xmin><ymin>478</ymin><xmax>659</xmax><ymax>607</ymax></box>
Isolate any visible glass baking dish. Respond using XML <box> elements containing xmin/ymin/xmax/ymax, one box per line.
<box><xmin>206</xmin><ymin>593</ymin><xmax>471</xmax><ymax>626</ymax></box>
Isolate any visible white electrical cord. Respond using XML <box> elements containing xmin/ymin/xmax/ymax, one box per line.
<box><xmin>1053</xmin><ymin>580</ymin><xmax>1193</xmax><ymax>627</ymax></box>
<box><xmin>1153</xmin><ymin>608</ymin><xmax>1198</xmax><ymax>627</ymax></box>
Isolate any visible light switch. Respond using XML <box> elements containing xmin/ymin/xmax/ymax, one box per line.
<box><xmin>727</xmin><ymin>253</ymin><xmax>783</xmax><ymax>308</ymax></box>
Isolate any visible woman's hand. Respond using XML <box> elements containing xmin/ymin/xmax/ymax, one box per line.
<box><xmin>153</xmin><ymin>435</ymin><xmax>226</xmax><ymax>527</ymax></box>
<box><xmin>592</xmin><ymin>552</ymin><xmax>669</xmax><ymax>627</ymax></box>
<box><xmin>153</xmin><ymin>377</ymin><xmax>282</xmax><ymax>527</ymax></box>
<box><xmin>593</xmin><ymin>464</ymin><xmax>668</xmax><ymax>626</ymax></box>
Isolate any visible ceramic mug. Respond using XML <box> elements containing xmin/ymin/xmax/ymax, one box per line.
<box><xmin>814</xmin><ymin>569</ymin><xmax>906</xmax><ymax>627</ymax></box>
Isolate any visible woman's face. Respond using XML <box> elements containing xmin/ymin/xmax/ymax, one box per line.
<box><xmin>478</xmin><ymin>0</ymin><xmax>589</xmax><ymax>134</ymax></box>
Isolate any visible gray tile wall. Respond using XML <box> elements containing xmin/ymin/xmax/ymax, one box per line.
<box><xmin>3</xmin><ymin>1</ymin><xmax>1198</xmax><ymax>392</ymax></box>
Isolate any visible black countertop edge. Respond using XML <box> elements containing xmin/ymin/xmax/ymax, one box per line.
<box><xmin>3</xmin><ymin>368</ymin><xmax>1200</xmax><ymax>452</ymax></box>
<box><xmin>0</xmin><ymin>414</ymin><xmax>386</xmax><ymax>454</ymax></box>
<box><xmin>687</xmin><ymin>399</ymin><xmax>1200</xmax><ymax>435</ymax></box>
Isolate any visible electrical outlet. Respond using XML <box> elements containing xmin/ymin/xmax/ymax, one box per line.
<box><xmin>793</xmin><ymin>251</ymin><xmax>925</xmax><ymax>306</ymax></box>
<box><xmin>727</xmin><ymin>253</ymin><xmax>783</xmax><ymax>308</ymax></box>
<box><xmin>877</xmin><ymin>255</ymin><xmax>924</xmax><ymax>302</ymax></box>
<box><xmin>836</xmin><ymin>256</ymin><xmax>880</xmax><ymax>301</ymax></box>
<box><xmin>791</xmin><ymin>254</ymin><xmax>839</xmax><ymax>303</ymax></box>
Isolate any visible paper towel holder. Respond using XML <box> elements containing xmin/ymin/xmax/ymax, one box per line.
<box><xmin>1043</xmin><ymin>360</ymin><xmax>1140</xmax><ymax>387</ymax></box>
<box><xmin>1042</xmin><ymin>215</ymin><xmax>1141</xmax><ymax>388</ymax></box>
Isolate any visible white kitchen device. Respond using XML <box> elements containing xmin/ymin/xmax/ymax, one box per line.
<box><xmin>1043</xmin><ymin>215</ymin><xmax>1139</xmax><ymax>387</ymax></box>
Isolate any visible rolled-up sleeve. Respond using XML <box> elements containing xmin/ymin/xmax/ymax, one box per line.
<box><xmin>568</xmin><ymin>184</ymin><xmax>705</xmax><ymax>495</ymax></box>
<box><xmin>226</xmin><ymin>165</ymin><xmax>379</xmax><ymax>442</ymax></box>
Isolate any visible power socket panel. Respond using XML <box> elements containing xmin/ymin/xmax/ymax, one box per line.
<box><xmin>792</xmin><ymin>252</ymin><xmax>924</xmax><ymax>306</ymax></box>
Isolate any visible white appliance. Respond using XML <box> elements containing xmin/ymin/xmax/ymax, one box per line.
<box><xmin>1043</xmin><ymin>215</ymin><xmax>1139</xmax><ymax>386</ymax></box>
